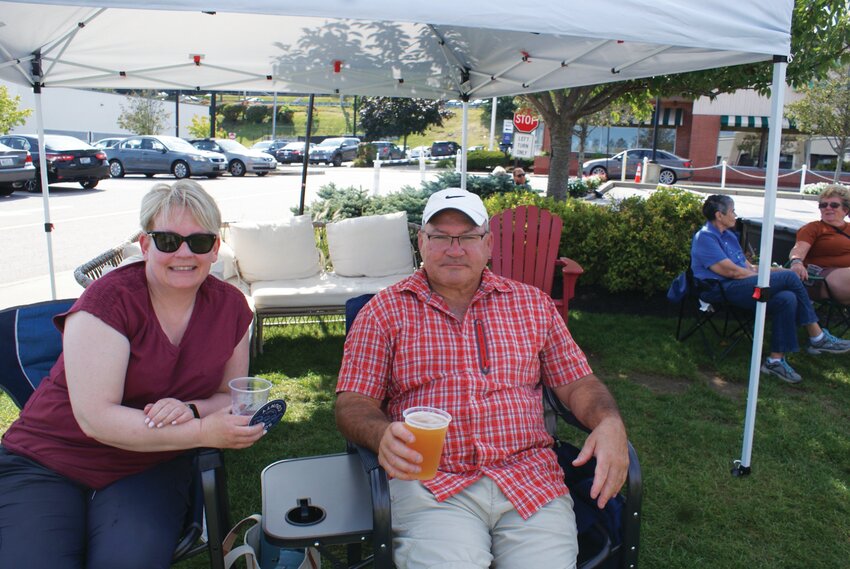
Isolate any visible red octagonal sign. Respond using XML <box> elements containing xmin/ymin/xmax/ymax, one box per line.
<box><xmin>513</xmin><ymin>112</ymin><xmax>539</xmax><ymax>133</ymax></box>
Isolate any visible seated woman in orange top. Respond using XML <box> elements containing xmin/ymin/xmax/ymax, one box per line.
<box><xmin>788</xmin><ymin>184</ymin><xmax>850</xmax><ymax>304</ymax></box>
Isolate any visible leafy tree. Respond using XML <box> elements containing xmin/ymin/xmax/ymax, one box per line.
<box><xmin>245</xmin><ymin>105</ymin><xmax>271</xmax><ymax>124</ymax></box>
<box><xmin>523</xmin><ymin>0</ymin><xmax>850</xmax><ymax>199</ymax></box>
<box><xmin>188</xmin><ymin>115</ymin><xmax>225</xmax><ymax>139</ymax></box>
<box><xmin>478</xmin><ymin>96</ymin><xmax>518</xmax><ymax>130</ymax></box>
<box><xmin>117</xmin><ymin>90</ymin><xmax>169</xmax><ymax>135</ymax></box>
<box><xmin>359</xmin><ymin>97</ymin><xmax>451</xmax><ymax>150</ymax></box>
<box><xmin>0</xmin><ymin>85</ymin><xmax>32</xmax><ymax>134</ymax></box>
<box><xmin>786</xmin><ymin>71</ymin><xmax>850</xmax><ymax>181</ymax></box>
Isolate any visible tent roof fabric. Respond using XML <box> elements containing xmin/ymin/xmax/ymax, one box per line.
<box><xmin>0</xmin><ymin>0</ymin><xmax>793</xmax><ymax>99</ymax></box>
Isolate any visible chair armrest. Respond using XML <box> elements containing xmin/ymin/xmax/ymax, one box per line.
<box><xmin>351</xmin><ymin>444</ymin><xmax>393</xmax><ymax>569</ymax></box>
<box><xmin>556</xmin><ymin>257</ymin><xmax>584</xmax><ymax>302</ymax></box>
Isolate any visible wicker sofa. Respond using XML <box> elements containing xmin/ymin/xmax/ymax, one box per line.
<box><xmin>75</xmin><ymin>212</ymin><xmax>420</xmax><ymax>355</ymax></box>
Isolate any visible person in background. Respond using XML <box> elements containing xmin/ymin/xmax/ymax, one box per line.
<box><xmin>787</xmin><ymin>184</ymin><xmax>850</xmax><ymax>304</ymax></box>
<box><xmin>336</xmin><ymin>188</ymin><xmax>629</xmax><ymax>569</ymax></box>
<box><xmin>512</xmin><ymin>167</ymin><xmax>529</xmax><ymax>187</ymax></box>
<box><xmin>691</xmin><ymin>194</ymin><xmax>850</xmax><ymax>384</ymax></box>
<box><xmin>0</xmin><ymin>180</ymin><xmax>265</xmax><ymax>567</ymax></box>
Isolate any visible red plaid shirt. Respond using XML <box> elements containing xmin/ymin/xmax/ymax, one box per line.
<box><xmin>337</xmin><ymin>268</ymin><xmax>592</xmax><ymax>519</ymax></box>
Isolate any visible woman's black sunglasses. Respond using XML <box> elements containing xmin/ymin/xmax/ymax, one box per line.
<box><xmin>147</xmin><ymin>231</ymin><xmax>217</xmax><ymax>254</ymax></box>
<box><xmin>818</xmin><ymin>201</ymin><xmax>844</xmax><ymax>210</ymax></box>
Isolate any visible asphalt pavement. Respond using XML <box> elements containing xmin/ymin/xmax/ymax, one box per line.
<box><xmin>0</xmin><ymin>168</ymin><xmax>820</xmax><ymax>311</ymax></box>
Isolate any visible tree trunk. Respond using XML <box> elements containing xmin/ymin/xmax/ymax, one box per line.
<box><xmin>833</xmin><ymin>138</ymin><xmax>847</xmax><ymax>182</ymax></box>
<box><xmin>545</xmin><ymin>120</ymin><xmax>575</xmax><ymax>200</ymax></box>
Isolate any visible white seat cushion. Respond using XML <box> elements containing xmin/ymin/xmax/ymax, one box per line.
<box><xmin>326</xmin><ymin>212</ymin><xmax>414</xmax><ymax>277</ymax></box>
<box><xmin>228</xmin><ymin>217</ymin><xmax>321</xmax><ymax>283</ymax></box>
<box><xmin>211</xmin><ymin>240</ymin><xmax>238</xmax><ymax>281</ymax></box>
<box><xmin>251</xmin><ymin>273</ymin><xmax>409</xmax><ymax>310</ymax></box>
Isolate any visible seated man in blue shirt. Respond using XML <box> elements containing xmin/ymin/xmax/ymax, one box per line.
<box><xmin>691</xmin><ymin>194</ymin><xmax>850</xmax><ymax>383</ymax></box>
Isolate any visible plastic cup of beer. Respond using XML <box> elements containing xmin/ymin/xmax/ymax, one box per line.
<box><xmin>228</xmin><ymin>377</ymin><xmax>272</xmax><ymax>416</ymax></box>
<box><xmin>402</xmin><ymin>406</ymin><xmax>452</xmax><ymax>480</ymax></box>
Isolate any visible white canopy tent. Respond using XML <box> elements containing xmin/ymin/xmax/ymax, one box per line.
<box><xmin>0</xmin><ymin>0</ymin><xmax>793</xmax><ymax>475</ymax></box>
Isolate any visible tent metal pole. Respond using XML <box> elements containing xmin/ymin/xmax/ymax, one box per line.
<box><xmin>298</xmin><ymin>94</ymin><xmax>315</xmax><ymax>215</ymax></box>
<box><xmin>734</xmin><ymin>56</ymin><xmax>788</xmax><ymax>477</ymax></box>
<box><xmin>461</xmin><ymin>99</ymin><xmax>469</xmax><ymax>190</ymax></box>
<box><xmin>272</xmin><ymin>90</ymin><xmax>277</xmax><ymax>138</ymax></box>
<box><xmin>32</xmin><ymin>67</ymin><xmax>57</xmax><ymax>300</ymax></box>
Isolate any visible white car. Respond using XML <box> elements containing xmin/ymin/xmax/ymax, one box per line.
<box><xmin>190</xmin><ymin>138</ymin><xmax>278</xmax><ymax>176</ymax></box>
<box><xmin>407</xmin><ymin>146</ymin><xmax>431</xmax><ymax>159</ymax></box>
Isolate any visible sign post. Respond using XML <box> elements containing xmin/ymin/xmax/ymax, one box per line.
<box><xmin>511</xmin><ymin>111</ymin><xmax>539</xmax><ymax>159</ymax></box>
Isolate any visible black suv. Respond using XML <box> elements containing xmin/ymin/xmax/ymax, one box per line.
<box><xmin>430</xmin><ymin>141</ymin><xmax>460</xmax><ymax>158</ymax></box>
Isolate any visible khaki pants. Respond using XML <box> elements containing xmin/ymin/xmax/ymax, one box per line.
<box><xmin>389</xmin><ymin>476</ymin><xmax>577</xmax><ymax>569</ymax></box>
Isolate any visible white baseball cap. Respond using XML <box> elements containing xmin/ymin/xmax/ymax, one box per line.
<box><xmin>421</xmin><ymin>188</ymin><xmax>488</xmax><ymax>226</ymax></box>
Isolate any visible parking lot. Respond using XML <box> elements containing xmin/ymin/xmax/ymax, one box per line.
<box><xmin>1</xmin><ymin>164</ymin><xmax>519</xmax><ymax>308</ymax></box>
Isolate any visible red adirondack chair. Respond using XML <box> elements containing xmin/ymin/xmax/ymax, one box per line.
<box><xmin>489</xmin><ymin>205</ymin><xmax>584</xmax><ymax>323</ymax></box>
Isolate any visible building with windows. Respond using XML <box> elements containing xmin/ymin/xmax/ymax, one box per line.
<box><xmin>536</xmin><ymin>86</ymin><xmax>850</xmax><ymax>188</ymax></box>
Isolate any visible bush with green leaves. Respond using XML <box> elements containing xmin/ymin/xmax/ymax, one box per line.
<box><xmin>352</xmin><ymin>143</ymin><xmax>376</xmax><ymax>167</ymax></box>
<box><xmin>244</xmin><ymin>105</ymin><xmax>271</xmax><ymax>124</ymax></box>
<box><xmin>219</xmin><ymin>103</ymin><xmax>244</xmax><ymax>122</ymax></box>
<box><xmin>436</xmin><ymin>152</ymin><xmax>534</xmax><ymax>171</ymax></box>
<box><xmin>416</xmin><ymin>171</ymin><xmax>528</xmax><ymax>200</ymax></box>
<box><xmin>484</xmin><ymin>187</ymin><xmax>704</xmax><ymax>294</ymax></box>
<box><xmin>276</xmin><ymin>107</ymin><xmax>295</xmax><ymax>125</ymax></box>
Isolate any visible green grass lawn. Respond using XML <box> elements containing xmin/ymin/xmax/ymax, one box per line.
<box><xmin>2</xmin><ymin>310</ymin><xmax>848</xmax><ymax>568</ymax></box>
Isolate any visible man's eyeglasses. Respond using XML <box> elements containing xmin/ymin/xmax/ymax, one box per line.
<box><xmin>513</xmin><ymin>173</ymin><xmax>526</xmax><ymax>179</ymax></box>
<box><xmin>818</xmin><ymin>201</ymin><xmax>844</xmax><ymax>210</ymax></box>
<box><xmin>423</xmin><ymin>232</ymin><xmax>487</xmax><ymax>249</ymax></box>
<box><xmin>147</xmin><ymin>231</ymin><xmax>217</xmax><ymax>254</ymax></box>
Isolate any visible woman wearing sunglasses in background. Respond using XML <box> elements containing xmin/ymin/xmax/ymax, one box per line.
<box><xmin>0</xmin><ymin>180</ymin><xmax>265</xmax><ymax>567</ymax></box>
<box><xmin>788</xmin><ymin>184</ymin><xmax>850</xmax><ymax>304</ymax></box>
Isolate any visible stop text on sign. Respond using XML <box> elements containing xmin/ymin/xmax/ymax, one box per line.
<box><xmin>512</xmin><ymin>112</ymin><xmax>539</xmax><ymax>133</ymax></box>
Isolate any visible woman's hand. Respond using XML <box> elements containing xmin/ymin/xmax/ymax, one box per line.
<box><xmin>198</xmin><ymin>407</ymin><xmax>265</xmax><ymax>449</ymax></box>
<box><xmin>144</xmin><ymin>398</ymin><xmax>194</xmax><ymax>428</ymax></box>
<box><xmin>789</xmin><ymin>260</ymin><xmax>808</xmax><ymax>281</ymax></box>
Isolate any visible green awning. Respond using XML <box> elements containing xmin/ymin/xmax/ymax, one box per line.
<box><xmin>720</xmin><ymin>115</ymin><xmax>796</xmax><ymax>130</ymax></box>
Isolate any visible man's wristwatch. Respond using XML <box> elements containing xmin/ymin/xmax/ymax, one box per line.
<box><xmin>790</xmin><ymin>258</ymin><xmax>803</xmax><ymax>265</ymax></box>
<box><xmin>186</xmin><ymin>403</ymin><xmax>200</xmax><ymax>419</ymax></box>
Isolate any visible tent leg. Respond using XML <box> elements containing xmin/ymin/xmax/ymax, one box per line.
<box><xmin>736</xmin><ymin>55</ymin><xmax>788</xmax><ymax>476</ymax></box>
<box><xmin>460</xmin><ymin>99</ymin><xmax>469</xmax><ymax>190</ymax></box>
<box><xmin>32</xmin><ymin>59</ymin><xmax>57</xmax><ymax>300</ymax></box>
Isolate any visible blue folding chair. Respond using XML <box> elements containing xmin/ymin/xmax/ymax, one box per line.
<box><xmin>0</xmin><ymin>299</ymin><xmax>231</xmax><ymax>568</ymax></box>
<box><xmin>344</xmin><ymin>293</ymin><xmax>642</xmax><ymax>569</ymax></box>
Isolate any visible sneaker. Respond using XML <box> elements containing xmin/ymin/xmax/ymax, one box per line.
<box><xmin>807</xmin><ymin>329</ymin><xmax>850</xmax><ymax>355</ymax></box>
<box><xmin>760</xmin><ymin>358</ymin><xmax>802</xmax><ymax>384</ymax></box>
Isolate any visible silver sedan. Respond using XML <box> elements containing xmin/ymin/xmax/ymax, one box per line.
<box><xmin>107</xmin><ymin>135</ymin><xmax>227</xmax><ymax>179</ymax></box>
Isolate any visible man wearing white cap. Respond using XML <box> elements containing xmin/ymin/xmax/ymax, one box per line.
<box><xmin>336</xmin><ymin>188</ymin><xmax>628</xmax><ymax>569</ymax></box>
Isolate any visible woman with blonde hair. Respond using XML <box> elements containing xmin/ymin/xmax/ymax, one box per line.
<box><xmin>788</xmin><ymin>184</ymin><xmax>850</xmax><ymax>303</ymax></box>
<box><xmin>0</xmin><ymin>180</ymin><xmax>264</xmax><ymax>567</ymax></box>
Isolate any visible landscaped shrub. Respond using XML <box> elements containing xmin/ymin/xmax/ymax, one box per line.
<box><xmin>244</xmin><ymin>105</ymin><xmax>271</xmax><ymax>124</ymax></box>
<box><xmin>276</xmin><ymin>106</ymin><xmax>295</xmax><ymax>125</ymax></box>
<box><xmin>352</xmin><ymin>143</ymin><xmax>375</xmax><ymax>167</ymax></box>
<box><xmin>436</xmin><ymin>152</ymin><xmax>534</xmax><ymax>171</ymax></box>
<box><xmin>219</xmin><ymin>103</ymin><xmax>244</xmax><ymax>122</ymax></box>
<box><xmin>802</xmin><ymin>181</ymin><xmax>849</xmax><ymax>195</ymax></box>
<box><xmin>416</xmin><ymin>171</ymin><xmax>527</xmax><ymax>199</ymax></box>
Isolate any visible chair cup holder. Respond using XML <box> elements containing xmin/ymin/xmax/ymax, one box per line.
<box><xmin>286</xmin><ymin>497</ymin><xmax>326</xmax><ymax>526</ymax></box>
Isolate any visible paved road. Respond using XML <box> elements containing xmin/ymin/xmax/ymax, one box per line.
<box><xmin>0</xmin><ymin>164</ymin><xmax>531</xmax><ymax>309</ymax></box>
<box><xmin>0</xmin><ymin>167</ymin><xmax>814</xmax><ymax>310</ymax></box>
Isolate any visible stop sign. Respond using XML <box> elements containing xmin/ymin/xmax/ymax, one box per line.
<box><xmin>512</xmin><ymin>112</ymin><xmax>539</xmax><ymax>133</ymax></box>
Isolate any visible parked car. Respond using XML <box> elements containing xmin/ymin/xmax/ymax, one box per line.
<box><xmin>370</xmin><ymin>141</ymin><xmax>404</xmax><ymax>161</ymax></box>
<box><xmin>190</xmin><ymin>138</ymin><xmax>277</xmax><ymax>176</ymax></box>
<box><xmin>92</xmin><ymin>137</ymin><xmax>124</xmax><ymax>149</ymax></box>
<box><xmin>0</xmin><ymin>134</ymin><xmax>110</xmax><ymax>192</ymax></box>
<box><xmin>581</xmin><ymin>148</ymin><xmax>693</xmax><ymax>185</ymax></box>
<box><xmin>308</xmin><ymin>137</ymin><xmax>360</xmax><ymax>166</ymax></box>
<box><xmin>274</xmin><ymin>141</ymin><xmax>313</xmax><ymax>164</ymax></box>
<box><xmin>430</xmin><ymin>140</ymin><xmax>460</xmax><ymax>158</ymax></box>
<box><xmin>0</xmin><ymin>142</ymin><xmax>35</xmax><ymax>197</ymax></box>
<box><xmin>106</xmin><ymin>135</ymin><xmax>227</xmax><ymax>179</ymax></box>
<box><xmin>251</xmin><ymin>139</ymin><xmax>290</xmax><ymax>157</ymax></box>
<box><xmin>407</xmin><ymin>145</ymin><xmax>431</xmax><ymax>159</ymax></box>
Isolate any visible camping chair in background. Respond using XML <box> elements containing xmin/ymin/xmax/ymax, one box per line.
<box><xmin>0</xmin><ymin>299</ymin><xmax>231</xmax><ymax>568</ymax></box>
<box><xmin>490</xmin><ymin>205</ymin><xmax>584</xmax><ymax>323</ymax></box>
<box><xmin>342</xmin><ymin>294</ymin><xmax>643</xmax><ymax>569</ymax></box>
<box><xmin>782</xmin><ymin>262</ymin><xmax>850</xmax><ymax>338</ymax></box>
<box><xmin>671</xmin><ymin>268</ymin><xmax>753</xmax><ymax>359</ymax></box>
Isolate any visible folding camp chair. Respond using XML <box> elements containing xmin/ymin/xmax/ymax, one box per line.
<box><xmin>672</xmin><ymin>268</ymin><xmax>753</xmax><ymax>359</ymax></box>
<box><xmin>791</xmin><ymin>266</ymin><xmax>850</xmax><ymax>338</ymax></box>
<box><xmin>0</xmin><ymin>299</ymin><xmax>231</xmax><ymax>568</ymax></box>
<box><xmin>339</xmin><ymin>294</ymin><xmax>643</xmax><ymax>569</ymax></box>
<box><xmin>490</xmin><ymin>205</ymin><xmax>584</xmax><ymax>323</ymax></box>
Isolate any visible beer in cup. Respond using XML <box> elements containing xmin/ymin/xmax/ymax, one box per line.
<box><xmin>229</xmin><ymin>377</ymin><xmax>272</xmax><ymax>416</ymax></box>
<box><xmin>402</xmin><ymin>406</ymin><xmax>452</xmax><ymax>480</ymax></box>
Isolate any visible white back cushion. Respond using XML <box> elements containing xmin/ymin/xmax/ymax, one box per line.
<box><xmin>326</xmin><ymin>212</ymin><xmax>414</xmax><ymax>277</ymax></box>
<box><xmin>228</xmin><ymin>217</ymin><xmax>321</xmax><ymax>282</ymax></box>
<box><xmin>210</xmin><ymin>240</ymin><xmax>238</xmax><ymax>281</ymax></box>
